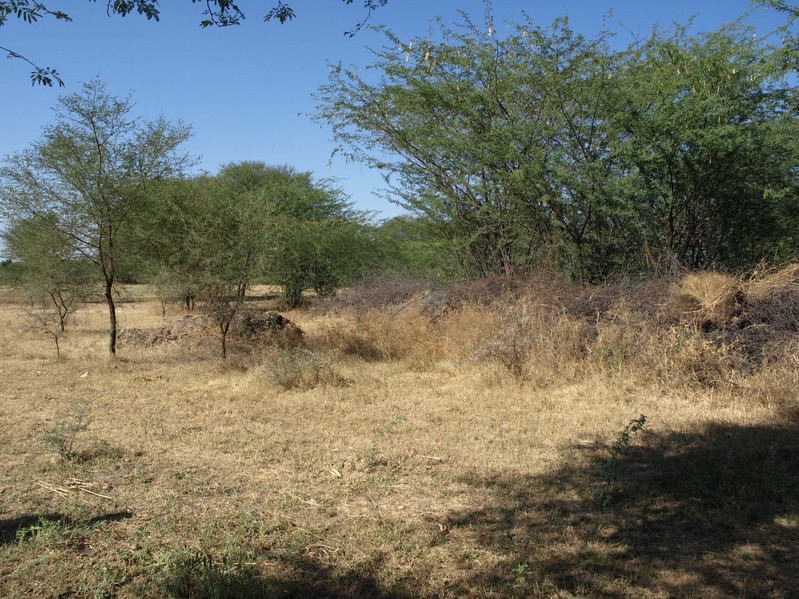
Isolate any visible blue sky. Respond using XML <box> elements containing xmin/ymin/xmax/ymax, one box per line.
<box><xmin>0</xmin><ymin>1</ymin><xmax>788</xmax><ymax>224</ymax></box>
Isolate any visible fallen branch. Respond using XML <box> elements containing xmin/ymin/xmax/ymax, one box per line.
<box><xmin>37</xmin><ymin>478</ymin><xmax>112</xmax><ymax>500</ymax></box>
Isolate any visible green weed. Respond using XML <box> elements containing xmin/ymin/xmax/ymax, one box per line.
<box><xmin>594</xmin><ymin>414</ymin><xmax>647</xmax><ymax>507</ymax></box>
<box><xmin>41</xmin><ymin>404</ymin><xmax>92</xmax><ymax>461</ymax></box>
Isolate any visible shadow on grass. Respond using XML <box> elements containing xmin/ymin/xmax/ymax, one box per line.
<box><xmin>444</xmin><ymin>421</ymin><xmax>799</xmax><ymax>597</ymax></box>
<box><xmin>0</xmin><ymin>510</ymin><xmax>133</xmax><ymax>546</ymax></box>
<box><xmin>160</xmin><ymin>552</ymin><xmax>413</xmax><ymax>599</ymax></box>
<box><xmin>123</xmin><ymin>423</ymin><xmax>799</xmax><ymax>598</ymax></box>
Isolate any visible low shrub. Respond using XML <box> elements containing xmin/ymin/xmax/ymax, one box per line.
<box><xmin>314</xmin><ymin>309</ymin><xmax>436</xmax><ymax>363</ymax></box>
<box><xmin>265</xmin><ymin>348</ymin><xmax>340</xmax><ymax>391</ymax></box>
<box><xmin>41</xmin><ymin>404</ymin><xmax>92</xmax><ymax>461</ymax></box>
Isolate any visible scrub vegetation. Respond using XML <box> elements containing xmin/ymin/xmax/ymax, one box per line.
<box><xmin>0</xmin><ymin>269</ymin><xmax>797</xmax><ymax>597</ymax></box>
<box><xmin>2</xmin><ymin>1</ymin><xmax>799</xmax><ymax>596</ymax></box>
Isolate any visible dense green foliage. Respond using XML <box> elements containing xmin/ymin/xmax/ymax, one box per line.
<box><xmin>127</xmin><ymin>162</ymin><xmax>374</xmax><ymax>314</ymax></box>
<box><xmin>1</xmin><ymin>216</ymin><xmax>95</xmax><ymax>356</ymax></box>
<box><xmin>2</xmin><ymin>215</ymin><xmax>96</xmax><ymax>310</ymax></box>
<box><xmin>318</xmin><ymin>11</ymin><xmax>799</xmax><ymax>281</ymax></box>
<box><xmin>372</xmin><ymin>215</ymin><xmax>463</xmax><ymax>279</ymax></box>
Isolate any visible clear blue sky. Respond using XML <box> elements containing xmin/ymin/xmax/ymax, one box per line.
<box><xmin>0</xmin><ymin>0</ymin><xmax>787</xmax><ymax>225</ymax></box>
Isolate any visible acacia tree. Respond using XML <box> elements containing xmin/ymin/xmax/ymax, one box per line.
<box><xmin>0</xmin><ymin>77</ymin><xmax>193</xmax><ymax>355</ymax></box>
<box><xmin>317</xmin><ymin>13</ymin><xmax>624</xmax><ymax>278</ymax></box>
<box><xmin>611</xmin><ymin>23</ymin><xmax>799</xmax><ymax>271</ymax></box>
<box><xmin>128</xmin><ymin>173</ymin><xmax>269</xmax><ymax>359</ymax></box>
<box><xmin>130</xmin><ymin>162</ymin><xmax>372</xmax><ymax>321</ymax></box>
<box><xmin>318</xmin><ymin>9</ymin><xmax>799</xmax><ymax>280</ymax></box>
<box><xmin>191</xmin><ymin>177</ymin><xmax>270</xmax><ymax>358</ymax></box>
<box><xmin>246</xmin><ymin>165</ymin><xmax>371</xmax><ymax>307</ymax></box>
<box><xmin>372</xmin><ymin>215</ymin><xmax>463</xmax><ymax>278</ymax></box>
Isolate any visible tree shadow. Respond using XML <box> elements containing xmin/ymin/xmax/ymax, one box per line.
<box><xmin>0</xmin><ymin>510</ymin><xmax>133</xmax><ymax>546</ymax></box>
<box><xmin>160</xmin><ymin>551</ymin><xmax>414</xmax><ymax>599</ymax></box>
<box><xmin>444</xmin><ymin>421</ymin><xmax>799</xmax><ymax>597</ymax></box>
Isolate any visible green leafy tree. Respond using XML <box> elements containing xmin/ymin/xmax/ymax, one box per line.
<box><xmin>243</xmin><ymin>164</ymin><xmax>372</xmax><ymax>307</ymax></box>
<box><xmin>0</xmin><ymin>77</ymin><xmax>194</xmax><ymax>355</ymax></box>
<box><xmin>269</xmin><ymin>213</ymin><xmax>372</xmax><ymax>307</ymax></box>
<box><xmin>611</xmin><ymin>23</ymin><xmax>799</xmax><ymax>271</ymax></box>
<box><xmin>372</xmin><ymin>215</ymin><xmax>462</xmax><ymax>279</ymax></box>
<box><xmin>758</xmin><ymin>0</ymin><xmax>799</xmax><ymax>14</ymax></box>
<box><xmin>127</xmin><ymin>174</ymin><xmax>267</xmax><ymax>358</ymax></box>
<box><xmin>318</xmin><ymin>7</ymin><xmax>799</xmax><ymax>280</ymax></box>
<box><xmin>317</xmin><ymin>12</ymin><xmax>624</xmax><ymax>278</ymax></box>
<box><xmin>132</xmin><ymin>162</ymin><xmax>373</xmax><ymax>314</ymax></box>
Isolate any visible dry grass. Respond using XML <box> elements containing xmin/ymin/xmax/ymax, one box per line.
<box><xmin>667</xmin><ymin>271</ymin><xmax>742</xmax><ymax>329</ymax></box>
<box><xmin>1</xmin><ymin>273</ymin><xmax>798</xmax><ymax>597</ymax></box>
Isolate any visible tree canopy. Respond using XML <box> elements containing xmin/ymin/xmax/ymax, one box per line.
<box><xmin>317</xmin><ymin>10</ymin><xmax>799</xmax><ymax>281</ymax></box>
<box><xmin>128</xmin><ymin>162</ymin><xmax>373</xmax><ymax>314</ymax></box>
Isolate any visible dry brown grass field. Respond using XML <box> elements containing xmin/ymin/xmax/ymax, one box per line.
<box><xmin>1</xmin><ymin>272</ymin><xmax>797</xmax><ymax>598</ymax></box>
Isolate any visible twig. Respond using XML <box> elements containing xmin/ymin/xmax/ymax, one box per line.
<box><xmin>420</xmin><ymin>454</ymin><xmax>445</xmax><ymax>462</ymax></box>
<box><xmin>36</xmin><ymin>480</ymin><xmax>70</xmax><ymax>497</ymax></box>
<box><xmin>77</xmin><ymin>487</ymin><xmax>113</xmax><ymax>499</ymax></box>
<box><xmin>36</xmin><ymin>479</ymin><xmax>113</xmax><ymax>500</ymax></box>
<box><xmin>279</xmin><ymin>489</ymin><xmax>319</xmax><ymax>506</ymax></box>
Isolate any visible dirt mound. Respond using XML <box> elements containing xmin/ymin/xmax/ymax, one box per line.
<box><xmin>231</xmin><ymin>309</ymin><xmax>304</xmax><ymax>346</ymax></box>
<box><xmin>118</xmin><ymin>315</ymin><xmax>209</xmax><ymax>346</ymax></box>
<box><xmin>119</xmin><ymin>309</ymin><xmax>303</xmax><ymax>348</ymax></box>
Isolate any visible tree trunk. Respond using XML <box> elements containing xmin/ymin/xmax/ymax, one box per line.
<box><xmin>220</xmin><ymin>321</ymin><xmax>230</xmax><ymax>359</ymax></box>
<box><xmin>104</xmin><ymin>276</ymin><xmax>117</xmax><ymax>355</ymax></box>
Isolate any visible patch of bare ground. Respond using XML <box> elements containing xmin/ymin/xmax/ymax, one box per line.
<box><xmin>0</xmin><ymin>271</ymin><xmax>797</xmax><ymax>597</ymax></box>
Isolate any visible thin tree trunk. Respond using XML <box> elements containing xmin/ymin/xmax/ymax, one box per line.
<box><xmin>220</xmin><ymin>322</ymin><xmax>230</xmax><ymax>359</ymax></box>
<box><xmin>104</xmin><ymin>275</ymin><xmax>117</xmax><ymax>356</ymax></box>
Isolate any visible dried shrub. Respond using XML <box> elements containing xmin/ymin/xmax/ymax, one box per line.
<box><xmin>420</xmin><ymin>274</ymin><xmax>569</xmax><ymax>319</ymax></box>
<box><xmin>741</xmin><ymin>264</ymin><xmax>799</xmax><ymax>333</ymax></box>
<box><xmin>309</xmin><ymin>267</ymin><xmax>799</xmax><ymax>392</ymax></box>
<box><xmin>563</xmin><ymin>279</ymin><xmax>671</xmax><ymax>324</ymax></box>
<box><xmin>474</xmin><ymin>310</ymin><xmax>535</xmax><ymax>379</ymax></box>
<box><xmin>231</xmin><ymin>309</ymin><xmax>304</xmax><ymax>348</ymax></box>
<box><xmin>692</xmin><ymin>264</ymin><xmax>799</xmax><ymax>366</ymax></box>
<box><xmin>564</xmin><ymin>283</ymin><xmax>632</xmax><ymax>320</ymax></box>
<box><xmin>667</xmin><ymin>272</ymin><xmax>742</xmax><ymax>330</ymax></box>
<box><xmin>264</xmin><ymin>348</ymin><xmax>341</xmax><ymax>391</ymax></box>
<box><xmin>320</xmin><ymin>276</ymin><xmax>431</xmax><ymax>313</ymax></box>
<box><xmin>314</xmin><ymin>309</ymin><xmax>439</xmax><ymax>364</ymax></box>
<box><xmin>741</xmin><ymin>340</ymin><xmax>799</xmax><ymax>420</ymax></box>
<box><xmin>41</xmin><ymin>404</ymin><xmax>93</xmax><ymax>461</ymax></box>
<box><xmin>590</xmin><ymin>302</ymin><xmax>642</xmax><ymax>373</ymax></box>
<box><xmin>662</xmin><ymin>327</ymin><xmax>738</xmax><ymax>387</ymax></box>
<box><xmin>472</xmin><ymin>301</ymin><xmax>591</xmax><ymax>383</ymax></box>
